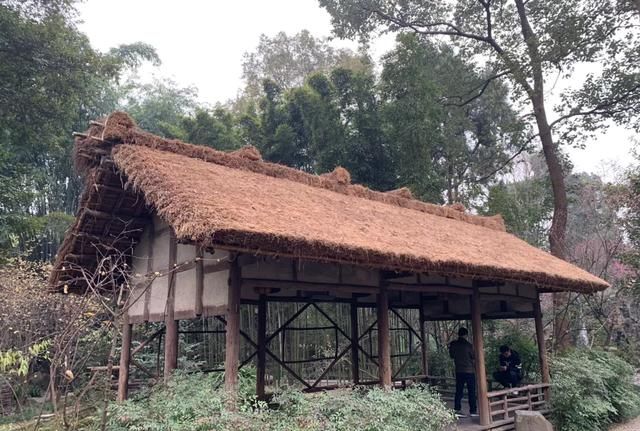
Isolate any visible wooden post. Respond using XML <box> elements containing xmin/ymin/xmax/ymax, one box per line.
<box><xmin>117</xmin><ymin>314</ymin><xmax>132</xmax><ymax>402</ymax></box>
<box><xmin>419</xmin><ymin>294</ymin><xmax>429</xmax><ymax>376</ymax></box>
<box><xmin>224</xmin><ymin>259</ymin><xmax>241</xmax><ymax>406</ymax></box>
<box><xmin>471</xmin><ymin>288</ymin><xmax>490</xmax><ymax>426</ymax></box>
<box><xmin>256</xmin><ymin>294</ymin><xmax>267</xmax><ymax>399</ymax></box>
<box><xmin>377</xmin><ymin>282</ymin><xmax>392</xmax><ymax>389</ymax></box>
<box><xmin>534</xmin><ymin>293</ymin><xmax>551</xmax><ymax>399</ymax></box>
<box><xmin>163</xmin><ymin>231</ymin><xmax>178</xmax><ymax>381</ymax></box>
<box><xmin>143</xmin><ymin>219</ymin><xmax>154</xmax><ymax>322</ymax></box>
<box><xmin>350</xmin><ymin>297</ymin><xmax>360</xmax><ymax>384</ymax></box>
<box><xmin>195</xmin><ymin>246</ymin><xmax>204</xmax><ymax>316</ymax></box>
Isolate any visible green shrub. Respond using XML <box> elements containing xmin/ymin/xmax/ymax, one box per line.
<box><xmin>427</xmin><ymin>347</ymin><xmax>454</xmax><ymax>377</ymax></box>
<box><xmin>551</xmin><ymin>349</ymin><xmax>640</xmax><ymax>431</ymax></box>
<box><xmin>107</xmin><ymin>371</ymin><xmax>455</xmax><ymax>431</ymax></box>
<box><xmin>271</xmin><ymin>385</ymin><xmax>455</xmax><ymax>431</ymax></box>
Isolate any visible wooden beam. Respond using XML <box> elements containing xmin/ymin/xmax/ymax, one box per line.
<box><xmin>130</xmin><ymin>326</ymin><xmax>164</xmax><ymax>358</ymax></box>
<box><xmin>72</xmin><ymin>232</ymin><xmax>134</xmax><ymax>245</ymax></box>
<box><xmin>472</xmin><ymin>288</ymin><xmax>490</xmax><ymax>426</ymax></box>
<box><xmin>242</xmin><ymin>278</ymin><xmax>378</xmax><ymax>294</ymax></box>
<box><xmin>419</xmin><ymin>295</ymin><xmax>429</xmax><ymax>376</ymax></box>
<box><xmin>163</xmin><ymin>231</ymin><xmax>178</xmax><ymax>381</ymax></box>
<box><xmin>377</xmin><ymin>281</ymin><xmax>392</xmax><ymax>390</ymax></box>
<box><xmin>534</xmin><ymin>292</ymin><xmax>551</xmax><ymax>398</ymax></box>
<box><xmin>256</xmin><ymin>294</ymin><xmax>267</xmax><ymax>399</ymax></box>
<box><xmin>224</xmin><ymin>259</ymin><xmax>242</xmax><ymax>407</ymax></box>
<box><xmin>117</xmin><ymin>315</ymin><xmax>132</xmax><ymax>402</ymax></box>
<box><xmin>388</xmin><ymin>283</ymin><xmax>473</xmax><ymax>295</ymax></box>
<box><xmin>350</xmin><ymin>298</ymin><xmax>360</xmax><ymax>384</ymax></box>
<box><xmin>310</xmin><ymin>344</ymin><xmax>351</xmax><ymax>388</ymax></box>
<box><xmin>264</xmin><ymin>349</ymin><xmax>311</xmax><ymax>389</ymax></box>
<box><xmin>83</xmin><ymin>208</ymin><xmax>147</xmax><ymax>223</ymax></box>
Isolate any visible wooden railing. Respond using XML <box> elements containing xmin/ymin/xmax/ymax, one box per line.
<box><xmin>424</xmin><ymin>376</ymin><xmax>551</xmax><ymax>430</ymax></box>
<box><xmin>425</xmin><ymin>375</ymin><xmax>507</xmax><ymax>399</ymax></box>
<box><xmin>488</xmin><ymin>383</ymin><xmax>550</xmax><ymax>424</ymax></box>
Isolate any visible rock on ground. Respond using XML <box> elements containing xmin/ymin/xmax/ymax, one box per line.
<box><xmin>515</xmin><ymin>410</ymin><xmax>553</xmax><ymax>431</ymax></box>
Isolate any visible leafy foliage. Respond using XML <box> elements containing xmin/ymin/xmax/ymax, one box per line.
<box><xmin>482</xmin><ymin>155</ymin><xmax>553</xmax><ymax>248</ymax></box>
<box><xmin>380</xmin><ymin>34</ymin><xmax>526</xmax><ymax>203</ymax></box>
<box><xmin>108</xmin><ymin>371</ymin><xmax>455</xmax><ymax>431</ymax></box>
<box><xmin>240</xmin><ymin>30</ymin><xmax>369</xmax><ymax>103</ymax></box>
<box><xmin>551</xmin><ymin>349</ymin><xmax>640</xmax><ymax>431</ymax></box>
<box><xmin>0</xmin><ymin>1</ymin><xmax>158</xmax><ymax>259</ymax></box>
<box><xmin>624</xmin><ymin>148</ymin><xmax>640</xmax><ymax>292</ymax></box>
<box><xmin>239</xmin><ymin>34</ymin><xmax>525</xmax><ymax>201</ymax></box>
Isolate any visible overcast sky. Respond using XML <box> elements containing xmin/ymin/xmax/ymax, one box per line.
<box><xmin>77</xmin><ymin>0</ymin><xmax>636</xmax><ymax>177</ymax></box>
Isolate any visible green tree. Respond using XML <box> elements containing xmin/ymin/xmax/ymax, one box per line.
<box><xmin>180</xmin><ymin>108</ymin><xmax>243</xmax><ymax>151</ymax></box>
<box><xmin>330</xmin><ymin>67</ymin><xmax>395</xmax><ymax>190</ymax></box>
<box><xmin>248</xmin><ymin>75</ymin><xmax>346</xmax><ymax>173</ymax></box>
<box><xmin>319</xmin><ymin>0</ymin><xmax>640</xmax><ymax>259</ymax></box>
<box><xmin>244</xmin><ymin>69</ymin><xmax>394</xmax><ymax>189</ymax></box>
<box><xmin>122</xmin><ymin>79</ymin><xmax>198</xmax><ymax>138</ymax></box>
<box><xmin>380</xmin><ymin>35</ymin><xmax>526</xmax><ymax>203</ymax></box>
<box><xmin>482</xmin><ymin>155</ymin><xmax>553</xmax><ymax>248</ymax></box>
<box><xmin>624</xmin><ymin>146</ymin><xmax>640</xmax><ymax>290</ymax></box>
<box><xmin>0</xmin><ymin>1</ymin><xmax>158</xmax><ymax>259</ymax></box>
<box><xmin>240</xmin><ymin>30</ymin><xmax>369</xmax><ymax>103</ymax></box>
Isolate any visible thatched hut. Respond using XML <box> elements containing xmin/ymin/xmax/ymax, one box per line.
<box><xmin>51</xmin><ymin>112</ymin><xmax>608</xmax><ymax>430</ymax></box>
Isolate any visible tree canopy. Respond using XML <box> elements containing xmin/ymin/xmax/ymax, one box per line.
<box><xmin>0</xmin><ymin>1</ymin><xmax>158</xmax><ymax>259</ymax></box>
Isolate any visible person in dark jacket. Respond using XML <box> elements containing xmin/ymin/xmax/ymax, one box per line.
<box><xmin>449</xmin><ymin>327</ymin><xmax>477</xmax><ymax>417</ymax></box>
<box><xmin>492</xmin><ymin>345</ymin><xmax>523</xmax><ymax>388</ymax></box>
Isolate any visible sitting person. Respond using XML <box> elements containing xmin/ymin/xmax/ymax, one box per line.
<box><xmin>492</xmin><ymin>345</ymin><xmax>522</xmax><ymax>388</ymax></box>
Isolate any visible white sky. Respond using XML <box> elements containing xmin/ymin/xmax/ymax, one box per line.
<box><xmin>77</xmin><ymin>0</ymin><xmax>636</xmax><ymax>177</ymax></box>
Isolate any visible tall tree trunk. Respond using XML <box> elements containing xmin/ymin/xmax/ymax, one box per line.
<box><xmin>514</xmin><ymin>0</ymin><xmax>570</xmax><ymax>350</ymax></box>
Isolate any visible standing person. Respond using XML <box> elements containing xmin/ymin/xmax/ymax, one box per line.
<box><xmin>449</xmin><ymin>327</ymin><xmax>478</xmax><ymax>417</ymax></box>
<box><xmin>492</xmin><ymin>345</ymin><xmax>523</xmax><ymax>388</ymax></box>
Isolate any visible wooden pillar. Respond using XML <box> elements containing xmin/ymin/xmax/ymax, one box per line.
<box><xmin>163</xmin><ymin>231</ymin><xmax>178</xmax><ymax>381</ymax></box>
<box><xmin>117</xmin><ymin>314</ymin><xmax>132</xmax><ymax>401</ymax></box>
<box><xmin>256</xmin><ymin>294</ymin><xmax>267</xmax><ymax>399</ymax></box>
<box><xmin>419</xmin><ymin>294</ymin><xmax>429</xmax><ymax>377</ymax></box>
<box><xmin>350</xmin><ymin>297</ymin><xmax>360</xmax><ymax>384</ymax></box>
<box><xmin>224</xmin><ymin>259</ymin><xmax>241</xmax><ymax>406</ymax></box>
<box><xmin>377</xmin><ymin>282</ymin><xmax>392</xmax><ymax>389</ymax></box>
<box><xmin>471</xmin><ymin>288</ymin><xmax>490</xmax><ymax>426</ymax></box>
<box><xmin>195</xmin><ymin>246</ymin><xmax>204</xmax><ymax>316</ymax></box>
<box><xmin>534</xmin><ymin>293</ymin><xmax>551</xmax><ymax>394</ymax></box>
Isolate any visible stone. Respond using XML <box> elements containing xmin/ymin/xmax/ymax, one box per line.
<box><xmin>515</xmin><ymin>410</ymin><xmax>553</xmax><ymax>431</ymax></box>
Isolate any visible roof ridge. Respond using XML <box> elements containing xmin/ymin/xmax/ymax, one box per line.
<box><xmin>74</xmin><ymin>111</ymin><xmax>506</xmax><ymax>232</ymax></box>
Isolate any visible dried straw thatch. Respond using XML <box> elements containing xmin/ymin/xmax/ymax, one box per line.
<box><xmin>51</xmin><ymin>112</ymin><xmax>609</xmax><ymax>293</ymax></box>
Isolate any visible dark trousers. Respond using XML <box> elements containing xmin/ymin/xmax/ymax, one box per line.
<box><xmin>493</xmin><ymin>370</ymin><xmax>522</xmax><ymax>388</ymax></box>
<box><xmin>454</xmin><ymin>372</ymin><xmax>477</xmax><ymax>414</ymax></box>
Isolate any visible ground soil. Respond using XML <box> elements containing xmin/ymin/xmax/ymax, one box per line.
<box><xmin>609</xmin><ymin>416</ymin><xmax>640</xmax><ymax>431</ymax></box>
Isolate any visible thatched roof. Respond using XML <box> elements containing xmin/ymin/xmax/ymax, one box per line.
<box><xmin>50</xmin><ymin>112</ymin><xmax>609</xmax><ymax>293</ymax></box>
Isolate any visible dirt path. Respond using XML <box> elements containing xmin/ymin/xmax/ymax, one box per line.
<box><xmin>609</xmin><ymin>416</ymin><xmax>640</xmax><ymax>431</ymax></box>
